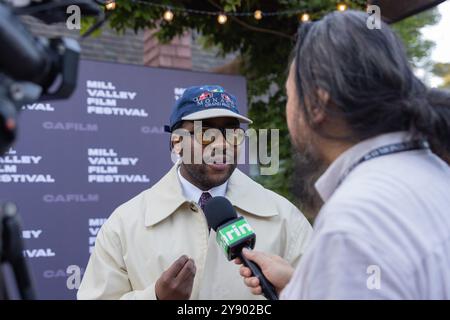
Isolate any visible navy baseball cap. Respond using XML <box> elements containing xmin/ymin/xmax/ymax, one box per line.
<box><xmin>165</xmin><ymin>85</ymin><xmax>252</xmax><ymax>132</ymax></box>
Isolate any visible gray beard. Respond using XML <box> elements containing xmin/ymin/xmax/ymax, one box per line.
<box><xmin>291</xmin><ymin>143</ymin><xmax>326</xmax><ymax>218</ymax></box>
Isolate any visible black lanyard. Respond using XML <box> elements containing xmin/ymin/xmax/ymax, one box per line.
<box><xmin>336</xmin><ymin>140</ymin><xmax>430</xmax><ymax>188</ymax></box>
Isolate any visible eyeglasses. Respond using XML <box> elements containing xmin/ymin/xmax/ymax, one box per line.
<box><xmin>172</xmin><ymin>127</ymin><xmax>245</xmax><ymax>146</ymax></box>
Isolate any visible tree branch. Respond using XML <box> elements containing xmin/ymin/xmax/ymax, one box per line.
<box><xmin>206</xmin><ymin>0</ymin><xmax>295</xmax><ymax>40</ymax></box>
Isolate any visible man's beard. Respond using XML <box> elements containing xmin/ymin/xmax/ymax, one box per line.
<box><xmin>182</xmin><ymin>162</ymin><xmax>236</xmax><ymax>190</ymax></box>
<box><xmin>291</xmin><ymin>138</ymin><xmax>326</xmax><ymax>218</ymax></box>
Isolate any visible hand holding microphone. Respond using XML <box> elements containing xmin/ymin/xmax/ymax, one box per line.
<box><xmin>234</xmin><ymin>248</ymin><xmax>294</xmax><ymax>296</ymax></box>
<box><xmin>203</xmin><ymin>196</ymin><xmax>281</xmax><ymax>300</ymax></box>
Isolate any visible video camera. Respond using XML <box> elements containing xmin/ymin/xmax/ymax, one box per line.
<box><xmin>0</xmin><ymin>0</ymin><xmax>102</xmax><ymax>299</ymax></box>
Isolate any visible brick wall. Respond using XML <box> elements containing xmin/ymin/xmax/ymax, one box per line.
<box><xmin>21</xmin><ymin>16</ymin><xmax>144</xmax><ymax>65</ymax></box>
<box><xmin>144</xmin><ymin>30</ymin><xmax>192</xmax><ymax>69</ymax></box>
<box><xmin>20</xmin><ymin>16</ymin><xmax>237</xmax><ymax>72</ymax></box>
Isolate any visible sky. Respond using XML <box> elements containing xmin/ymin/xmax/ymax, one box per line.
<box><xmin>421</xmin><ymin>0</ymin><xmax>450</xmax><ymax>86</ymax></box>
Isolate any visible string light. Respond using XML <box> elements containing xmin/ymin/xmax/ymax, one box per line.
<box><xmin>337</xmin><ymin>3</ymin><xmax>348</xmax><ymax>11</ymax></box>
<box><xmin>105</xmin><ymin>0</ymin><xmax>116</xmax><ymax>10</ymax></box>
<box><xmin>163</xmin><ymin>9</ymin><xmax>174</xmax><ymax>22</ymax></box>
<box><xmin>120</xmin><ymin>1</ymin><xmax>366</xmax><ymax>23</ymax></box>
<box><xmin>254</xmin><ymin>10</ymin><xmax>263</xmax><ymax>20</ymax></box>
<box><xmin>300</xmin><ymin>13</ymin><xmax>310</xmax><ymax>22</ymax></box>
<box><xmin>217</xmin><ymin>13</ymin><xmax>228</xmax><ymax>24</ymax></box>
<box><xmin>132</xmin><ymin>1</ymin><xmax>307</xmax><ymax>18</ymax></box>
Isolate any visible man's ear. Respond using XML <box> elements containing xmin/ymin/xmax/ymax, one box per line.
<box><xmin>308</xmin><ymin>88</ymin><xmax>329</xmax><ymax>125</ymax></box>
<box><xmin>171</xmin><ymin>134</ymin><xmax>183</xmax><ymax>155</ymax></box>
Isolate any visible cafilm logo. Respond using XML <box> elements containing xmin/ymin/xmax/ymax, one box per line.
<box><xmin>43</xmin><ymin>265</ymin><xmax>86</xmax><ymax>291</ymax></box>
<box><xmin>220</xmin><ymin>219</ymin><xmax>254</xmax><ymax>244</ymax></box>
<box><xmin>43</xmin><ymin>269</ymin><xmax>68</xmax><ymax>279</ymax></box>
<box><xmin>42</xmin><ymin>122</ymin><xmax>98</xmax><ymax>132</ymax></box>
<box><xmin>43</xmin><ymin>266</ymin><xmax>85</xmax><ymax>279</ymax></box>
<box><xmin>43</xmin><ymin>194</ymin><xmax>99</xmax><ymax>203</ymax></box>
<box><xmin>141</xmin><ymin>126</ymin><xmax>165</xmax><ymax>135</ymax></box>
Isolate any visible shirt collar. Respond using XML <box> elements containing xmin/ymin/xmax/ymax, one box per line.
<box><xmin>315</xmin><ymin>131</ymin><xmax>415</xmax><ymax>203</ymax></box>
<box><xmin>144</xmin><ymin>162</ymin><xmax>278</xmax><ymax>227</ymax></box>
<box><xmin>177</xmin><ymin>166</ymin><xmax>228</xmax><ymax>203</ymax></box>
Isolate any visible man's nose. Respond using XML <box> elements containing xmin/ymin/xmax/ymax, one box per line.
<box><xmin>207</xmin><ymin>131</ymin><xmax>227</xmax><ymax>154</ymax></box>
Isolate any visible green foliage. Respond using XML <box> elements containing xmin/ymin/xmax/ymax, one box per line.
<box><xmin>392</xmin><ymin>8</ymin><xmax>440</xmax><ymax>70</ymax></box>
<box><xmin>432</xmin><ymin>62</ymin><xmax>450</xmax><ymax>88</ymax></box>
<box><xmin>80</xmin><ymin>16</ymin><xmax>103</xmax><ymax>37</ymax></box>
<box><xmin>107</xmin><ymin>0</ymin><xmax>438</xmax><ymax>204</ymax></box>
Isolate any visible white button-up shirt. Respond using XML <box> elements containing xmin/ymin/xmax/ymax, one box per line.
<box><xmin>282</xmin><ymin>131</ymin><xmax>450</xmax><ymax>299</ymax></box>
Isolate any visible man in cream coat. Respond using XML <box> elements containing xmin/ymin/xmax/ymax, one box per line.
<box><xmin>77</xmin><ymin>85</ymin><xmax>312</xmax><ymax>300</ymax></box>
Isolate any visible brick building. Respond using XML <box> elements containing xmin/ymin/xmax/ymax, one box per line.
<box><xmin>21</xmin><ymin>16</ymin><xmax>237</xmax><ymax>72</ymax></box>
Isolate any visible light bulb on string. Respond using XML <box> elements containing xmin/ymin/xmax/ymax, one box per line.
<box><xmin>337</xmin><ymin>3</ymin><xmax>348</xmax><ymax>11</ymax></box>
<box><xmin>163</xmin><ymin>9</ymin><xmax>174</xmax><ymax>22</ymax></box>
<box><xmin>300</xmin><ymin>13</ymin><xmax>310</xmax><ymax>22</ymax></box>
<box><xmin>254</xmin><ymin>10</ymin><xmax>263</xmax><ymax>20</ymax></box>
<box><xmin>217</xmin><ymin>14</ymin><xmax>228</xmax><ymax>24</ymax></box>
<box><xmin>105</xmin><ymin>0</ymin><xmax>116</xmax><ymax>11</ymax></box>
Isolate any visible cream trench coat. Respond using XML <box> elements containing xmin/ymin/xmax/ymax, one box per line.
<box><xmin>78</xmin><ymin>163</ymin><xmax>313</xmax><ymax>300</ymax></box>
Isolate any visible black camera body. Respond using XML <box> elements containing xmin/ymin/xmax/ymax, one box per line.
<box><xmin>0</xmin><ymin>2</ymin><xmax>83</xmax><ymax>154</ymax></box>
<box><xmin>0</xmin><ymin>0</ymin><xmax>101</xmax><ymax>299</ymax></box>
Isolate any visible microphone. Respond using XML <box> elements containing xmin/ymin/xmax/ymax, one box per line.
<box><xmin>203</xmin><ymin>196</ymin><xmax>278</xmax><ymax>300</ymax></box>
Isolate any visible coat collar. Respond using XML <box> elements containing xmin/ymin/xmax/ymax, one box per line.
<box><xmin>144</xmin><ymin>162</ymin><xmax>279</xmax><ymax>227</ymax></box>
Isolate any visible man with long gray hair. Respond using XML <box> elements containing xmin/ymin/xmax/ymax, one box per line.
<box><xmin>236</xmin><ymin>10</ymin><xmax>450</xmax><ymax>299</ymax></box>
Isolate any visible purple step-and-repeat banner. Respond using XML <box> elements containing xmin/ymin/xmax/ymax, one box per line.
<box><xmin>0</xmin><ymin>59</ymin><xmax>247</xmax><ymax>299</ymax></box>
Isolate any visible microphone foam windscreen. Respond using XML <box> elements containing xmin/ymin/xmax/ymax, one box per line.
<box><xmin>203</xmin><ymin>196</ymin><xmax>237</xmax><ymax>231</ymax></box>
